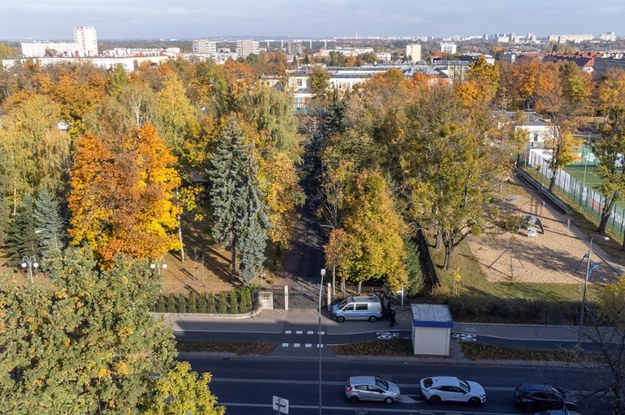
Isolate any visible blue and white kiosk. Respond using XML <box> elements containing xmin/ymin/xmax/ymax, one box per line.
<box><xmin>410</xmin><ymin>304</ymin><xmax>454</xmax><ymax>356</ymax></box>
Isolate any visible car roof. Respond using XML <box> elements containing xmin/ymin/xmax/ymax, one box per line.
<box><xmin>519</xmin><ymin>383</ymin><xmax>557</xmax><ymax>392</ymax></box>
<box><xmin>349</xmin><ymin>376</ymin><xmax>377</xmax><ymax>385</ymax></box>
<box><xmin>424</xmin><ymin>376</ymin><xmax>460</xmax><ymax>387</ymax></box>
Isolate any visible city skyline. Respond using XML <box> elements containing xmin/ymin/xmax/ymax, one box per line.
<box><xmin>1</xmin><ymin>0</ymin><xmax>624</xmax><ymax>40</ymax></box>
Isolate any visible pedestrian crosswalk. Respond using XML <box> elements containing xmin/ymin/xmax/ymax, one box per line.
<box><xmin>281</xmin><ymin>329</ymin><xmax>325</xmax><ymax>348</ymax></box>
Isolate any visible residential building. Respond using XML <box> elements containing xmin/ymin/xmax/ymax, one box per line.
<box><xmin>73</xmin><ymin>26</ymin><xmax>98</xmax><ymax>56</ymax></box>
<box><xmin>599</xmin><ymin>32</ymin><xmax>617</xmax><ymax>42</ymax></box>
<box><xmin>192</xmin><ymin>40</ymin><xmax>217</xmax><ymax>54</ymax></box>
<box><xmin>440</xmin><ymin>42</ymin><xmax>457</xmax><ymax>55</ymax></box>
<box><xmin>549</xmin><ymin>34</ymin><xmax>594</xmax><ymax>44</ymax></box>
<box><xmin>21</xmin><ymin>41</ymin><xmax>78</xmax><ymax>57</ymax></box>
<box><xmin>496</xmin><ymin>111</ymin><xmax>548</xmax><ymax>148</ymax></box>
<box><xmin>405</xmin><ymin>43</ymin><xmax>422</xmax><ymax>63</ymax></box>
<box><xmin>236</xmin><ymin>40</ymin><xmax>259</xmax><ymax>58</ymax></box>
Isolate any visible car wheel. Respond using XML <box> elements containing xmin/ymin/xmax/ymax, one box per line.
<box><xmin>337</xmin><ymin>316</ymin><xmax>345</xmax><ymax>323</ymax></box>
<box><xmin>468</xmin><ymin>397</ymin><xmax>481</xmax><ymax>406</ymax></box>
<box><xmin>429</xmin><ymin>395</ymin><xmax>442</xmax><ymax>405</ymax></box>
<box><xmin>368</xmin><ymin>315</ymin><xmax>377</xmax><ymax>322</ymax></box>
<box><xmin>349</xmin><ymin>396</ymin><xmax>359</xmax><ymax>403</ymax></box>
<box><xmin>384</xmin><ymin>397</ymin><xmax>394</xmax><ymax>404</ymax></box>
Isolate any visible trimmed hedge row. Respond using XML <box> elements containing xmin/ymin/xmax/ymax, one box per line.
<box><xmin>151</xmin><ymin>288</ymin><xmax>255</xmax><ymax>314</ymax></box>
<box><xmin>444</xmin><ymin>295</ymin><xmax>584</xmax><ymax>325</ymax></box>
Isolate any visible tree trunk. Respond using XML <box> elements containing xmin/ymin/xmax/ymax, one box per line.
<box><xmin>599</xmin><ymin>191</ymin><xmax>618</xmax><ymax>235</ymax></box>
<box><xmin>548</xmin><ymin>170</ymin><xmax>557</xmax><ymax>192</ymax></box>
<box><xmin>177</xmin><ymin>218</ymin><xmax>185</xmax><ymax>263</ymax></box>
<box><xmin>357</xmin><ymin>280</ymin><xmax>362</xmax><ymax>294</ymax></box>
<box><xmin>230</xmin><ymin>237</ymin><xmax>237</xmax><ymax>280</ymax></box>
<box><xmin>443</xmin><ymin>243</ymin><xmax>453</xmax><ymax>271</ymax></box>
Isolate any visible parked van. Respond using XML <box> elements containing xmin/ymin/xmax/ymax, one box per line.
<box><xmin>331</xmin><ymin>295</ymin><xmax>383</xmax><ymax>322</ymax></box>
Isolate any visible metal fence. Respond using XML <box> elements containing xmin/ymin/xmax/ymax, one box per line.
<box><xmin>527</xmin><ymin>151</ymin><xmax>625</xmax><ymax>238</ymax></box>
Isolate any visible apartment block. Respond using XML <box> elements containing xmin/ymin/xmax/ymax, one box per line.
<box><xmin>192</xmin><ymin>40</ymin><xmax>217</xmax><ymax>54</ymax></box>
<box><xmin>405</xmin><ymin>43</ymin><xmax>422</xmax><ymax>63</ymax></box>
<box><xmin>236</xmin><ymin>40</ymin><xmax>259</xmax><ymax>58</ymax></box>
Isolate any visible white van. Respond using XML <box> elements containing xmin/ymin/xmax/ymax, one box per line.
<box><xmin>331</xmin><ymin>295</ymin><xmax>383</xmax><ymax>322</ymax></box>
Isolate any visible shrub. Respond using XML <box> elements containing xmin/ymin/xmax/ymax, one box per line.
<box><xmin>178</xmin><ymin>293</ymin><xmax>187</xmax><ymax>313</ymax></box>
<box><xmin>208</xmin><ymin>294</ymin><xmax>216</xmax><ymax>314</ymax></box>
<box><xmin>239</xmin><ymin>288</ymin><xmax>251</xmax><ymax>313</ymax></box>
<box><xmin>156</xmin><ymin>294</ymin><xmax>166</xmax><ymax>313</ymax></box>
<box><xmin>188</xmin><ymin>292</ymin><xmax>197</xmax><ymax>313</ymax></box>
<box><xmin>167</xmin><ymin>293</ymin><xmax>177</xmax><ymax>313</ymax></box>
<box><xmin>229</xmin><ymin>290</ymin><xmax>239</xmax><ymax>314</ymax></box>
<box><xmin>198</xmin><ymin>294</ymin><xmax>207</xmax><ymax>314</ymax></box>
<box><xmin>218</xmin><ymin>294</ymin><xmax>228</xmax><ymax>314</ymax></box>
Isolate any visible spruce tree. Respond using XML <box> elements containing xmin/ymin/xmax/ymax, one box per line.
<box><xmin>6</xmin><ymin>194</ymin><xmax>39</xmax><ymax>265</ymax></box>
<box><xmin>157</xmin><ymin>294</ymin><xmax>166</xmax><ymax>313</ymax></box>
<box><xmin>207</xmin><ymin>116</ymin><xmax>268</xmax><ymax>284</ymax></box>
<box><xmin>33</xmin><ymin>189</ymin><xmax>65</xmax><ymax>270</ymax></box>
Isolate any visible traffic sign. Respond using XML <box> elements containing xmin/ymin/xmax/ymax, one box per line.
<box><xmin>272</xmin><ymin>395</ymin><xmax>289</xmax><ymax>414</ymax></box>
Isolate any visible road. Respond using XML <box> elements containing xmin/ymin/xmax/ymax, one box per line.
<box><xmin>183</xmin><ymin>356</ymin><xmax>612</xmax><ymax>414</ymax></box>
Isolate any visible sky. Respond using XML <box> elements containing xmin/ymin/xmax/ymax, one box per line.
<box><xmin>1</xmin><ymin>0</ymin><xmax>624</xmax><ymax>40</ymax></box>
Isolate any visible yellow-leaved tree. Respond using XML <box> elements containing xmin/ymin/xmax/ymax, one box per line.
<box><xmin>68</xmin><ymin>124</ymin><xmax>181</xmax><ymax>266</ymax></box>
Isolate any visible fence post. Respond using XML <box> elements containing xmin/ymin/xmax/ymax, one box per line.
<box><xmin>326</xmin><ymin>283</ymin><xmax>331</xmax><ymax>308</ymax></box>
<box><xmin>284</xmin><ymin>285</ymin><xmax>289</xmax><ymax>311</ymax></box>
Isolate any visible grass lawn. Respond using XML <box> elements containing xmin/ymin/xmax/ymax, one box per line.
<box><xmin>563</xmin><ymin>164</ymin><xmax>601</xmax><ymax>188</ymax></box>
<box><xmin>430</xmin><ymin>242</ymin><xmax>601</xmax><ymax>302</ymax></box>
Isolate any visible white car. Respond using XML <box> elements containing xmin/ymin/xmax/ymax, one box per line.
<box><xmin>420</xmin><ymin>376</ymin><xmax>486</xmax><ymax>406</ymax></box>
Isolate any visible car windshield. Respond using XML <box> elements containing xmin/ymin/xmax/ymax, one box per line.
<box><xmin>338</xmin><ymin>300</ymin><xmax>347</xmax><ymax>308</ymax></box>
<box><xmin>552</xmin><ymin>387</ymin><xmax>565</xmax><ymax>398</ymax></box>
<box><xmin>375</xmin><ymin>378</ymin><xmax>389</xmax><ymax>390</ymax></box>
<box><xmin>458</xmin><ymin>379</ymin><xmax>470</xmax><ymax>391</ymax></box>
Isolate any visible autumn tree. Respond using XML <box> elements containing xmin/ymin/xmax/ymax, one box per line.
<box><xmin>340</xmin><ymin>170</ymin><xmax>408</xmax><ymax>292</ymax></box>
<box><xmin>141</xmin><ymin>362</ymin><xmax>225</xmax><ymax>415</ymax></box>
<box><xmin>68</xmin><ymin>124</ymin><xmax>181</xmax><ymax>266</ymax></box>
<box><xmin>403</xmin><ymin>87</ymin><xmax>491</xmax><ymax>270</ymax></box>
<box><xmin>595</xmin><ymin>68</ymin><xmax>625</xmax><ymax>242</ymax></box>
<box><xmin>455</xmin><ymin>56</ymin><xmax>499</xmax><ymax>109</ymax></box>
<box><xmin>0</xmin><ymin>252</ymin><xmax>177</xmax><ymax>414</ymax></box>
<box><xmin>207</xmin><ymin>117</ymin><xmax>268</xmax><ymax>283</ymax></box>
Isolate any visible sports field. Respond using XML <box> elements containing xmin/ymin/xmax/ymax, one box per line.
<box><xmin>564</xmin><ymin>164</ymin><xmax>601</xmax><ymax>187</ymax></box>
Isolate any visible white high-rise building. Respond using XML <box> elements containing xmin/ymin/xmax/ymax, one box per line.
<box><xmin>73</xmin><ymin>26</ymin><xmax>98</xmax><ymax>56</ymax></box>
<box><xmin>405</xmin><ymin>43</ymin><xmax>422</xmax><ymax>63</ymax></box>
<box><xmin>192</xmin><ymin>40</ymin><xmax>217</xmax><ymax>54</ymax></box>
<box><xmin>440</xmin><ymin>42</ymin><xmax>457</xmax><ymax>55</ymax></box>
<box><xmin>236</xmin><ymin>40</ymin><xmax>259</xmax><ymax>58</ymax></box>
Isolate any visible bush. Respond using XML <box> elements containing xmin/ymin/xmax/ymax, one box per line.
<box><xmin>198</xmin><ymin>294</ymin><xmax>207</xmax><ymax>314</ymax></box>
<box><xmin>229</xmin><ymin>290</ymin><xmax>239</xmax><ymax>314</ymax></box>
<box><xmin>156</xmin><ymin>294</ymin><xmax>166</xmax><ymax>313</ymax></box>
<box><xmin>405</xmin><ymin>238</ymin><xmax>424</xmax><ymax>297</ymax></box>
<box><xmin>178</xmin><ymin>293</ymin><xmax>187</xmax><ymax>313</ymax></box>
<box><xmin>167</xmin><ymin>293</ymin><xmax>177</xmax><ymax>313</ymax></box>
<box><xmin>188</xmin><ymin>292</ymin><xmax>197</xmax><ymax>313</ymax></box>
<box><xmin>239</xmin><ymin>288</ymin><xmax>251</xmax><ymax>313</ymax></box>
<box><xmin>208</xmin><ymin>294</ymin><xmax>216</xmax><ymax>314</ymax></box>
<box><xmin>218</xmin><ymin>294</ymin><xmax>228</xmax><ymax>314</ymax></box>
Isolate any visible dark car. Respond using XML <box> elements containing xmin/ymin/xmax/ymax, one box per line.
<box><xmin>514</xmin><ymin>383</ymin><xmax>577</xmax><ymax>412</ymax></box>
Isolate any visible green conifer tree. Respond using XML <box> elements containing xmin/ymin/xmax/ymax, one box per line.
<box><xmin>207</xmin><ymin>116</ymin><xmax>268</xmax><ymax>284</ymax></box>
<box><xmin>157</xmin><ymin>294</ymin><xmax>166</xmax><ymax>312</ymax></box>
<box><xmin>207</xmin><ymin>294</ymin><xmax>216</xmax><ymax>314</ymax></box>
<box><xmin>33</xmin><ymin>188</ymin><xmax>65</xmax><ymax>270</ymax></box>
<box><xmin>188</xmin><ymin>292</ymin><xmax>197</xmax><ymax>313</ymax></box>
<box><xmin>229</xmin><ymin>290</ymin><xmax>238</xmax><ymax>314</ymax></box>
<box><xmin>6</xmin><ymin>194</ymin><xmax>38</xmax><ymax>265</ymax></box>
<box><xmin>178</xmin><ymin>293</ymin><xmax>187</xmax><ymax>313</ymax></box>
<box><xmin>218</xmin><ymin>294</ymin><xmax>228</xmax><ymax>314</ymax></box>
<box><xmin>167</xmin><ymin>293</ymin><xmax>177</xmax><ymax>313</ymax></box>
<box><xmin>198</xmin><ymin>293</ymin><xmax>207</xmax><ymax>314</ymax></box>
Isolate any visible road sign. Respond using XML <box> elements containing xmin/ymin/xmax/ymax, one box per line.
<box><xmin>272</xmin><ymin>395</ymin><xmax>289</xmax><ymax>414</ymax></box>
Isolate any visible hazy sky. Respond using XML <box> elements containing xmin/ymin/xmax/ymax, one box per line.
<box><xmin>2</xmin><ymin>0</ymin><xmax>624</xmax><ymax>40</ymax></box>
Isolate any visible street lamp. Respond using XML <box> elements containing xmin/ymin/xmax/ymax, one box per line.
<box><xmin>21</xmin><ymin>256</ymin><xmax>39</xmax><ymax>284</ymax></box>
<box><xmin>150</xmin><ymin>261</ymin><xmax>168</xmax><ymax>276</ymax></box>
<box><xmin>318</xmin><ymin>268</ymin><xmax>326</xmax><ymax>415</ymax></box>
<box><xmin>578</xmin><ymin>235</ymin><xmax>609</xmax><ymax>343</ymax></box>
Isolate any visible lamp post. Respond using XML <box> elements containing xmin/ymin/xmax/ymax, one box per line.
<box><xmin>21</xmin><ymin>256</ymin><xmax>39</xmax><ymax>284</ymax></box>
<box><xmin>150</xmin><ymin>261</ymin><xmax>168</xmax><ymax>277</ymax></box>
<box><xmin>578</xmin><ymin>235</ymin><xmax>609</xmax><ymax>343</ymax></box>
<box><xmin>318</xmin><ymin>268</ymin><xmax>326</xmax><ymax>415</ymax></box>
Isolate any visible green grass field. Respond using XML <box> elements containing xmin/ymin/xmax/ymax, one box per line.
<box><xmin>563</xmin><ymin>165</ymin><xmax>601</xmax><ymax>187</ymax></box>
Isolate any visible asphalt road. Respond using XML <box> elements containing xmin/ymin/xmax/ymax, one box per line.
<box><xmin>183</xmin><ymin>356</ymin><xmax>613</xmax><ymax>415</ymax></box>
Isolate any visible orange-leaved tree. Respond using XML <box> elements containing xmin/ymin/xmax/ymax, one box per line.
<box><xmin>68</xmin><ymin>124</ymin><xmax>181</xmax><ymax>266</ymax></box>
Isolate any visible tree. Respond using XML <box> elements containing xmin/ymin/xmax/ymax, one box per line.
<box><xmin>594</xmin><ymin>69</ymin><xmax>625</xmax><ymax>242</ymax></box>
<box><xmin>0</xmin><ymin>252</ymin><xmax>177</xmax><ymax>414</ymax></box>
<box><xmin>141</xmin><ymin>362</ymin><xmax>224</xmax><ymax>415</ymax></box>
<box><xmin>5</xmin><ymin>194</ymin><xmax>38</xmax><ymax>265</ymax></box>
<box><xmin>340</xmin><ymin>171</ymin><xmax>408</xmax><ymax>292</ymax></box>
<box><xmin>404</xmin><ymin>87</ymin><xmax>491</xmax><ymax>270</ymax></box>
<box><xmin>207</xmin><ymin>117</ymin><xmax>268</xmax><ymax>283</ymax></box>
<box><xmin>68</xmin><ymin>124</ymin><xmax>181</xmax><ymax>266</ymax></box>
<box><xmin>324</xmin><ymin>228</ymin><xmax>350</xmax><ymax>293</ymax></box>
<box><xmin>33</xmin><ymin>188</ymin><xmax>65</xmax><ymax>270</ymax></box>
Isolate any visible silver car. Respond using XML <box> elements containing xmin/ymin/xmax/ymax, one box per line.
<box><xmin>345</xmin><ymin>376</ymin><xmax>400</xmax><ymax>404</ymax></box>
